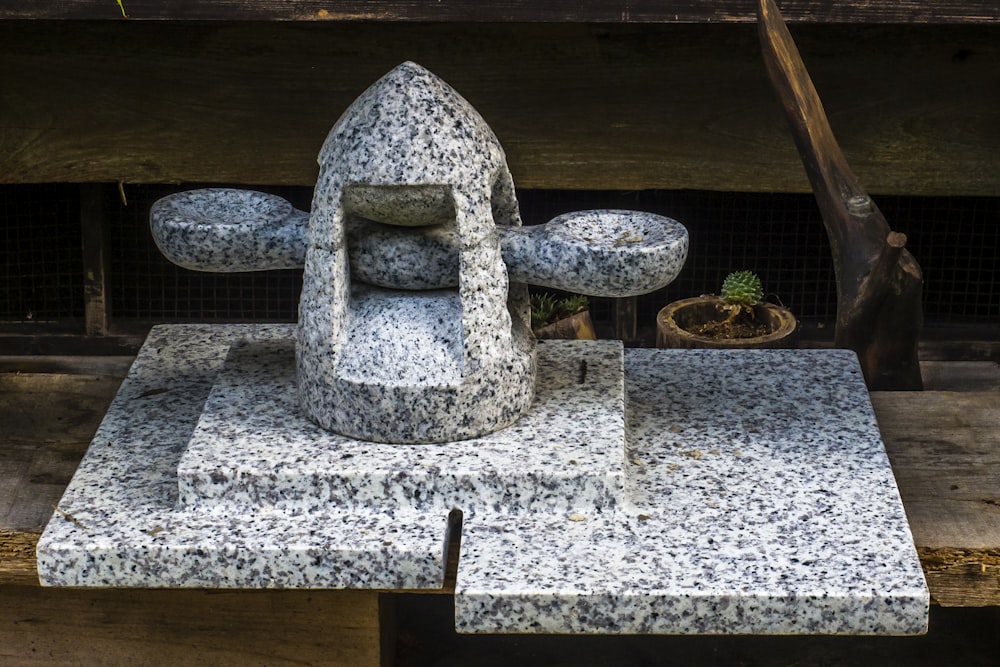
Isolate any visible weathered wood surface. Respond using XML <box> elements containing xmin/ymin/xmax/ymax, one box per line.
<box><xmin>0</xmin><ymin>374</ymin><xmax>120</xmax><ymax>533</ymax></box>
<box><xmin>1</xmin><ymin>1</ymin><xmax>998</xmax><ymax>23</ymax></box>
<box><xmin>1</xmin><ymin>22</ymin><xmax>998</xmax><ymax>195</ymax></box>
<box><xmin>0</xmin><ymin>584</ymin><xmax>387</xmax><ymax>666</ymax></box>
<box><xmin>758</xmin><ymin>0</ymin><xmax>923</xmax><ymax>390</ymax></box>
<box><xmin>873</xmin><ymin>389</ymin><xmax>1000</xmax><ymax>606</ymax></box>
<box><xmin>2</xmin><ymin>362</ymin><xmax>999</xmax><ymax>607</ymax></box>
<box><xmin>918</xmin><ymin>361</ymin><xmax>1000</xmax><ymax>392</ymax></box>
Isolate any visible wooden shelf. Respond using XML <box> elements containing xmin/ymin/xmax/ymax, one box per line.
<box><xmin>1</xmin><ymin>353</ymin><xmax>997</xmax><ymax>664</ymax></box>
<box><xmin>0</xmin><ymin>1</ymin><xmax>998</xmax><ymax>23</ymax></box>
<box><xmin>2</xmin><ymin>21</ymin><xmax>999</xmax><ymax>195</ymax></box>
<box><xmin>3</xmin><ymin>358</ymin><xmax>999</xmax><ymax>605</ymax></box>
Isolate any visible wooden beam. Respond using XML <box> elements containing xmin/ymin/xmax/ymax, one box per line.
<box><xmin>613</xmin><ymin>297</ymin><xmax>638</xmax><ymax>344</ymax></box>
<box><xmin>873</xmin><ymin>390</ymin><xmax>1000</xmax><ymax>606</ymax></box>
<box><xmin>0</xmin><ymin>1</ymin><xmax>997</xmax><ymax>23</ymax></box>
<box><xmin>1</xmin><ymin>22</ymin><xmax>998</xmax><ymax>195</ymax></box>
<box><xmin>0</xmin><ymin>584</ymin><xmax>387</xmax><ymax>666</ymax></box>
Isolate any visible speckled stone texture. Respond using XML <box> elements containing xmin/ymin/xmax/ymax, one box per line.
<box><xmin>39</xmin><ymin>326</ymin><xmax>928</xmax><ymax>636</ymax></box>
<box><xmin>35</xmin><ymin>325</ymin><xmax>450</xmax><ymax>590</ymax></box>
<box><xmin>151</xmin><ymin>189</ymin><xmax>308</xmax><ymax>272</ymax></box>
<box><xmin>296</xmin><ymin>61</ymin><xmax>535</xmax><ymax>444</ymax></box>
<box><xmin>177</xmin><ymin>337</ymin><xmax>625</xmax><ymax>515</ymax></box>
<box><xmin>148</xmin><ymin>62</ymin><xmax>690</xmax><ymax>444</ymax></box>
<box><xmin>151</xmin><ymin>189</ymin><xmax>688</xmax><ymax>298</ymax></box>
<box><xmin>503</xmin><ymin>209</ymin><xmax>688</xmax><ymax>297</ymax></box>
<box><xmin>455</xmin><ymin>349</ymin><xmax>929</xmax><ymax>635</ymax></box>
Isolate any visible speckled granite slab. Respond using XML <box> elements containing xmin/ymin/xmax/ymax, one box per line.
<box><xmin>177</xmin><ymin>336</ymin><xmax>625</xmax><ymax>515</ymax></box>
<box><xmin>38</xmin><ymin>326</ymin><xmax>927</xmax><ymax>635</ymax></box>
<box><xmin>36</xmin><ymin>324</ymin><xmax>449</xmax><ymax>589</ymax></box>
<box><xmin>455</xmin><ymin>349</ymin><xmax>929</xmax><ymax>635</ymax></box>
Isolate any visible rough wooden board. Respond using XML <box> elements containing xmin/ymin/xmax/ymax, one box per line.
<box><xmin>0</xmin><ymin>356</ymin><xmax>134</xmax><ymax>376</ymax></box>
<box><xmin>921</xmin><ymin>361</ymin><xmax>1000</xmax><ymax>392</ymax></box>
<box><xmin>0</xmin><ymin>0</ymin><xmax>997</xmax><ymax>23</ymax></box>
<box><xmin>0</xmin><ymin>374</ymin><xmax>121</xmax><ymax>531</ymax></box>
<box><xmin>0</xmin><ymin>374</ymin><xmax>121</xmax><ymax>445</ymax></box>
<box><xmin>0</xmin><ymin>584</ymin><xmax>385</xmax><ymax>667</ymax></box>
<box><xmin>0</xmin><ymin>529</ymin><xmax>40</xmax><ymax>586</ymax></box>
<box><xmin>918</xmin><ymin>548</ymin><xmax>1000</xmax><ymax>607</ymax></box>
<box><xmin>873</xmin><ymin>390</ymin><xmax>1000</xmax><ymax>606</ymax></box>
<box><xmin>1</xmin><ymin>22</ymin><xmax>998</xmax><ymax>195</ymax></box>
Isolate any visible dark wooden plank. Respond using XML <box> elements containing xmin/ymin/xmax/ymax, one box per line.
<box><xmin>0</xmin><ymin>1</ymin><xmax>997</xmax><ymax>23</ymax></box>
<box><xmin>873</xmin><ymin>390</ymin><xmax>1000</xmax><ymax>606</ymax></box>
<box><xmin>612</xmin><ymin>297</ymin><xmax>638</xmax><ymax>344</ymax></box>
<box><xmin>918</xmin><ymin>338</ymin><xmax>1000</xmax><ymax>363</ymax></box>
<box><xmin>0</xmin><ymin>333</ymin><xmax>147</xmax><ymax>356</ymax></box>
<box><xmin>0</xmin><ymin>355</ymin><xmax>134</xmax><ymax>376</ymax></box>
<box><xmin>0</xmin><ymin>530</ymin><xmax>41</xmax><ymax>586</ymax></box>
<box><xmin>0</xmin><ymin>374</ymin><xmax>122</xmax><ymax>532</ymax></box>
<box><xmin>921</xmin><ymin>361</ymin><xmax>1000</xmax><ymax>392</ymax></box>
<box><xmin>0</xmin><ymin>584</ymin><xmax>386</xmax><ymax>666</ymax></box>
<box><xmin>1</xmin><ymin>22</ymin><xmax>998</xmax><ymax>195</ymax></box>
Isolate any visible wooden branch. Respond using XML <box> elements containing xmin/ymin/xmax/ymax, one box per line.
<box><xmin>758</xmin><ymin>0</ymin><xmax>924</xmax><ymax>390</ymax></box>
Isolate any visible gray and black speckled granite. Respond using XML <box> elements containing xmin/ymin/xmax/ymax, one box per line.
<box><xmin>152</xmin><ymin>189</ymin><xmax>688</xmax><ymax>299</ymax></box>
<box><xmin>149</xmin><ymin>62</ymin><xmax>689</xmax><ymax>444</ymax></box>
<box><xmin>177</xmin><ymin>336</ymin><xmax>625</xmax><ymax>515</ymax></box>
<box><xmin>35</xmin><ymin>325</ymin><xmax>449</xmax><ymax>589</ymax></box>
<box><xmin>38</xmin><ymin>326</ymin><xmax>928</xmax><ymax>635</ymax></box>
<box><xmin>454</xmin><ymin>349</ymin><xmax>929</xmax><ymax>635</ymax></box>
<box><xmin>296</xmin><ymin>61</ymin><xmax>536</xmax><ymax>443</ymax></box>
<box><xmin>503</xmin><ymin>209</ymin><xmax>688</xmax><ymax>297</ymax></box>
<box><xmin>151</xmin><ymin>189</ymin><xmax>309</xmax><ymax>272</ymax></box>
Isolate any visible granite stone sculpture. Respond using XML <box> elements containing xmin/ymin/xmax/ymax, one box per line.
<box><xmin>40</xmin><ymin>62</ymin><xmax>929</xmax><ymax>637</ymax></box>
<box><xmin>152</xmin><ymin>61</ymin><xmax>688</xmax><ymax>443</ymax></box>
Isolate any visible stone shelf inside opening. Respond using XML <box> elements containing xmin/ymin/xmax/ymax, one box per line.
<box><xmin>36</xmin><ymin>324</ymin><xmax>929</xmax><ymax>635</ymax></box>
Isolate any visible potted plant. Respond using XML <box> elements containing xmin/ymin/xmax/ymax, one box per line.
<box><xmin>656</xmin><ymin>271</ymin><xmax>797</xmax><ymax>349</ymax></box>
<box><xmin>531</xmin><ymin>293</ymin><xmax>597</xmax><ymax>340</ymax></box>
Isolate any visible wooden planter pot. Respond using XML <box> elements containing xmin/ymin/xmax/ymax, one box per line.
<box><xmin>656</xmin><ymin>296</ymin><xmax>797</xmax><ymax>349</ymax></box>
<box><xmin>534</xmin><ymin>311</ymin><xmax>597</xmax><ymax>340</ymax></box>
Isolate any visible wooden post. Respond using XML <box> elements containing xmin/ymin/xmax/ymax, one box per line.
<box><xmin>80</xmin><ymin>184</ymin><xmax>111</xmax><ymax>336</ymax></box>
<box><xmin>613</xmin><ymin>296</ymin><xmax>637</xmax><ymax>345</ymax></box>
<box><xmin>758</xmin><ymin>0</ymin><xmax>924</xmax><ymax>390</ymax></box>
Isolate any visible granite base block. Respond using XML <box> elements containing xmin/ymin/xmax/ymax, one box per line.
<box><xmin>178</xmin><ymin>336</ymin><xmax>626</xmax><ymax>515</ymax></box>
<box><xmin>37</xmin><ymin>326</ymin><xmax>928</xmax><ymax>635</ymax></box>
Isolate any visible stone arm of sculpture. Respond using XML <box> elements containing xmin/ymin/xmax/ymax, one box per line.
<box><xmin>151</xmin><ymin>188</ymin><xmax>689</xmax><ymax>299</ymax></box>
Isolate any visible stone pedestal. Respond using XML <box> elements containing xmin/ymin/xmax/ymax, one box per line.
<box><xmin>38</xmin><ymin>325</ymin><xmax>928</xmax><ymax>635</ymax></box>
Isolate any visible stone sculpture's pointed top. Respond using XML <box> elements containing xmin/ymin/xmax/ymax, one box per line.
<box><xmin>319</xmin><ymin>61</ymin><xmax>505</xmax><ymax>184</ymax></box>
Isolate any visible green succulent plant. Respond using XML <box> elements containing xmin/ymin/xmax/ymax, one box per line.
<box><xmin>720</xmin><ymin>271</ymin><xmax>764</xmax><ymax>307</ymax></box>
<box><xmin>530</xmin><ymin>293</ymin><xmax>589</xmax><ymax>330</ymax></box>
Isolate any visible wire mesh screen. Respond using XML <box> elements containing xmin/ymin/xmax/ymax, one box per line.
<box><xmin>1</xmin><ymin>184</ymin><xmax>997</xmax><ymax>331</ymax></box>
<box><xmin>0</xmin><ymin>184</ymin><xmax>83</xmax><ymax>324</ymax></box>
<box><xmin>518</xmin><ymin>190</ymin><xmax>999</xmax><ymax>328</ymax></box>
<box><xmin>107</xmin><ymin>184</ymin><xmax>306</xmax><ymax>323</ymax></box>
<box><xmin>518</xmin><ymin>190</ymin><xmax>837</xmax><ymax>326</ymax></box>
<box><xmin>880</xmin><ymin>194</ymin><xmax>1000</xmax><ymax>323</ymax></box>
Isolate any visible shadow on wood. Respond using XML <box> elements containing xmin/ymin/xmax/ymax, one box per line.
<box><xmin>758</xmin><ymin>0</ymin><xmax>924</xmax><ymax>390</ymax></box>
